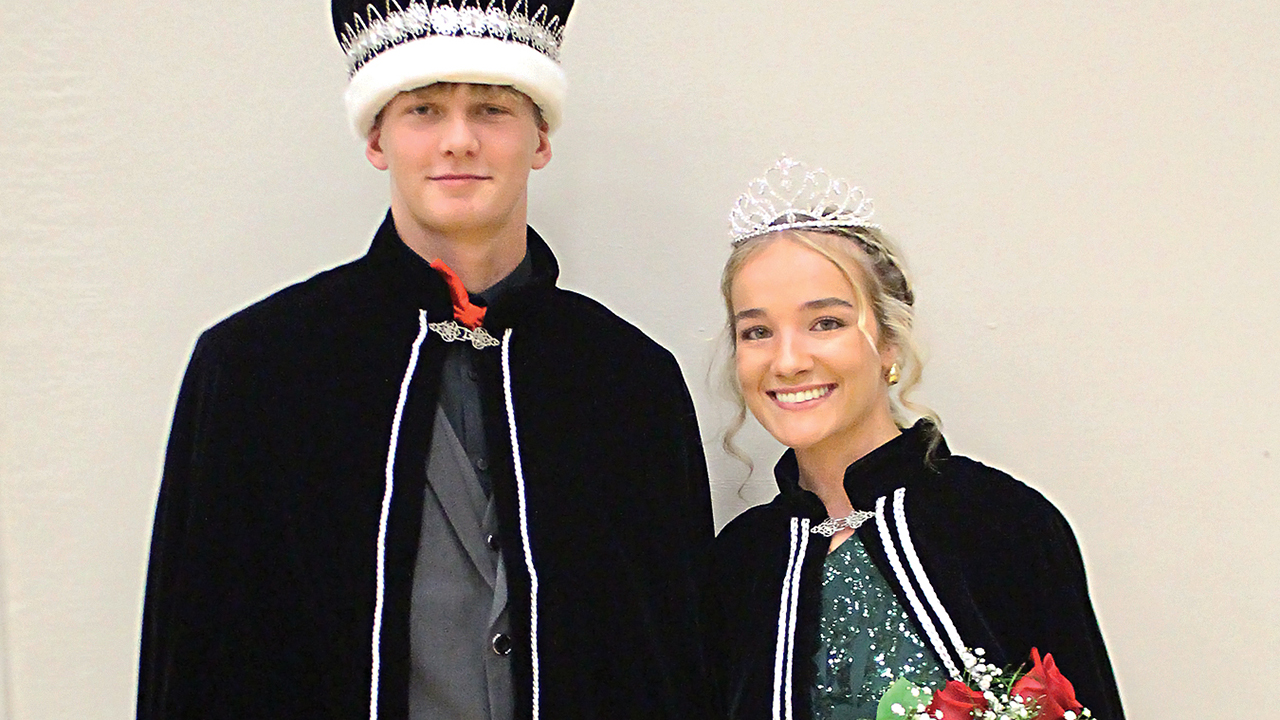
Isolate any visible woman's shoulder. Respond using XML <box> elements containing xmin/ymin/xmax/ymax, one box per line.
<box><xmin>924</xmin><ymin>454</ymin><xmax>1064</xmax><ymax>518</ymax></box>
<box><xmin>703</xmin><ymin>495</ymin><xmax>830</xmax><ymax>615</ymax></box>
<box><xmin>909</xmin><ymin>453</ymin><xmax>1081</xmax><ymax>561</ymax></box>
<box><xmin>714</xmin><ymin>495</ymin><xmax>796</xmax><ymax>544</ymax></box>
<box><xmin>708</xmin><ymin>494</ymin><xmax>813</xmax><ymax>568</ymax></box>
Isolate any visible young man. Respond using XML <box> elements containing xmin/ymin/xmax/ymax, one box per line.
<box><xmin>136</xmin><ymin>3</ymin><xmax>714</xmax><ymax>719</ymax></box>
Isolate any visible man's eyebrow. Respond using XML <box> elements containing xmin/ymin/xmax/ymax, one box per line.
<box><xmin>469</xmin><ymin>85</ymin><xmax>520</xmax><ymax>102</ymax></box>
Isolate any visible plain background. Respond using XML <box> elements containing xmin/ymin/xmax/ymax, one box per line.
<box><xmin>3</xmin><ymin>1</ymin><xmax>1278</xmax><ymax>718</ymax></box>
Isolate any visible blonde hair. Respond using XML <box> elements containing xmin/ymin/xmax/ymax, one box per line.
<box><xmin>719</xmin><ymin>226</ymin><xmax>939</xmax><ymax>468</ymax></box>
<box><xmin>372</xmin><ymin>82</ymin><xmax>547</xmax><ymax>131</ymax></box>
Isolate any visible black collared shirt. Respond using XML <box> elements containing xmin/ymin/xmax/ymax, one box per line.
<box><xmin>435</xmin><ymin>252</ymin><xmax>533</xmax><ymax>495</ymax></box>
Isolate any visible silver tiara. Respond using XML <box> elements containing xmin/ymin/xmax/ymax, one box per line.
<box><xmin>340</xmin><ymin>0</ymin><xmax>565</xmax><ymax>76</ymax></box>
<box><xmin>728</xmin><ymin>156</ymin><xmax>877</xmax><ymax>245</ymax></box>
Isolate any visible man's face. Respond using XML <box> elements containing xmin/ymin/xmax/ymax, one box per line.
<box><xmin>366</xmin><ymin>83</ymin><xmax>551</xmax><ymax>238</ymax></box>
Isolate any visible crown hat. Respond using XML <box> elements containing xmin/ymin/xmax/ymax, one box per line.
<box><xmin>728</xmin><ymin>156</ymin><xmax>879</xmax><ymax>245</ymax></box>
<box><xmin>331</xmin><ymin>0</ymin><xmax>574</xmax><ymax>138</ymax></box>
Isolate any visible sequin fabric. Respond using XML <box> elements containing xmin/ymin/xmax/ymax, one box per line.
<box><xmin>811</xmin><ymin>534</ymin><xmax>946</xmax><ymax>719</ymax></box>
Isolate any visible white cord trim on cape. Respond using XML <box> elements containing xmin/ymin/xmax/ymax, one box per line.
<box><xmin>369</xmin><ymin>309</ymin><xmax>431</xmax><ymax>720</ymax></box>
<box><xmin>772</xmin><ymin>519</ymin><xmax>798</xmax><ymax>720</ymax></box>
<box><xmin>874</xmin><ymin>494</ymin><xmax>962</xmax><ymax>680</ymax></box>
<box><xmin>501</xmin><ymin>328</ymin><xmax>542</xmax><ymax>720</ymax></box>
<box><xmin>892</xmin><ymin>487</ymin><xmax>968</xmax><ymax>666</ymax></box>
<box><xmin>772</xmin><ymin>517</ymin><xmax>809</xmax><ymax>720</ymax></box>
<box><xmin>785</xmin><ymin>518</ymin><xmax>810</xmax><ymax>720</ymax></box>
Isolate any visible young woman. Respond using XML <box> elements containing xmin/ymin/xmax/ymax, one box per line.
<box><xmin>701</xmin><ymin>158</ymin><xmax>1124</xmax><ymax>720</ymax></box>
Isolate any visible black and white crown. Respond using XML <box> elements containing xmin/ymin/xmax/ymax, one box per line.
<box><xmin>331</xmin><ymin>0</ymin><xmax>575</xmax><ymax>137</ymax></box>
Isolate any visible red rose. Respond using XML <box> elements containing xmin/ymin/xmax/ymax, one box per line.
<box><xmin>1010</xmin><ymin>648</ymin><xmax>1084</xmax><ymax>719</ymax></box>
<box><xmin>924</xmin><ymin>680</ymin><xmax>989</xmax><ymax>720</ymax></box>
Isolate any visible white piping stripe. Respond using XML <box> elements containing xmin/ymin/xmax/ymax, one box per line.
<box><xmin>501</xmin><ymin>329</ymin><xmax>541</xmax><ymax>720</ymax></box>
<box><xmin>874</xmin><ymin>495</ymin><xmax>962</xmax><ymax>680</ymax></box>
<box><xmin>369</xmin><ymin>309</ymin><xmax>431</xmax><ymax>720</ymax></box>
<box><xmin>772</xmin><ymin>519</ymin><xmax>800</xmax><ymax>720</ymax></box>
<box><xmin>782</xmin><ymin>518</ymin><xmax>810</xmax><ymax>720</ymax></box>
<box><xmin>892</xmin><ymin>488</ymin><xmax>968</xmax><ymax>663</ymax></box>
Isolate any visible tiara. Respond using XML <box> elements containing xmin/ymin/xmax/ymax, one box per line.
<box><xmin>728</xmin><ymin>156</ymin><xmax>878</xmax><ymax>245</ymax></box>
<box><xmin>339</xmin><ymin>0</ymin><xmax>565</xmax><ymax>76</ymax></box>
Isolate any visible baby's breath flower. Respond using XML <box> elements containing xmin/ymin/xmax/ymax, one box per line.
<box><xmin>880</xmin><ymin>647</ymin><xmax>1090</xmax><ymax>720</ymax></box>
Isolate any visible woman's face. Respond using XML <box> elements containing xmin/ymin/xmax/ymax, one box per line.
<box><xmin>731</xmin><ymin>237</ymin><xmax>898</xmax><ymax>460</ymax></box>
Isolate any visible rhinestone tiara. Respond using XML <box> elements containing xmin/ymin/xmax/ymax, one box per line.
<box><xmin>339</xmin><ymin>0</ymin><xmax>565</xmax><ymax>76</ymax></box>
<box><xmin>729</xmin><ymin>156</ymin><xmax>878</xmax><ymax>245</ymax></box>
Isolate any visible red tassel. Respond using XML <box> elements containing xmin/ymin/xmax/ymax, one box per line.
<box><xmin>429</xmin><ymin>260</ymin><xmax>487</xmax><ymax>329</ymax></box>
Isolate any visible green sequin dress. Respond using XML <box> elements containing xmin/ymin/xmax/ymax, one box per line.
<box><xmin>810</xmin><ymin>534</ymin><xmax>947</xmax><ymax>720</ymax></box>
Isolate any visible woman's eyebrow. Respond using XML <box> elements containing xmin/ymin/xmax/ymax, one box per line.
<box><xmin>734</xmin><ymin>297</ymin><xmax>852</xmax><ymax>322</ymax></box>
<box><xmin>803</xmin><ymin>297</ymin><xmax>854</xmax><ymax>311</ymax></box>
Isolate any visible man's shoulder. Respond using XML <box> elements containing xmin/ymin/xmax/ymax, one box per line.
<box><xmin>539</xmin><ymin>287</ymin><xmax>673</xmax><ymax>359</ymax></box>
<box><xmin>200</xmin><ymin>256</ymin><xmax>372</xmax><ymax>346</ymax></box>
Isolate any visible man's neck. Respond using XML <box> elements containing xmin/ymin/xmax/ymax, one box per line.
<box><xmin>391</xmin><ymin>210</ymin><xmax>528</xmax><ymax>294</ymax></box>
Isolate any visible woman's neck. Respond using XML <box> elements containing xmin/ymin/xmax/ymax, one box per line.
<box><xmin>796</xmin><ymin>420</ymin><xmax>901</xmax><ymax>515</ymax></box>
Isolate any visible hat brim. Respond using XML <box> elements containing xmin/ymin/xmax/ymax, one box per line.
<box><xmin>344</xmin><ymin>34</ymin><xmax>566</xmax><ymax>139</ymax></box>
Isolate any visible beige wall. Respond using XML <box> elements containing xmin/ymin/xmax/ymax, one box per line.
<box><xmin>3</xmin><ymin>1</ymin><xmax>1278</xmax><ymax>718</ymax></box>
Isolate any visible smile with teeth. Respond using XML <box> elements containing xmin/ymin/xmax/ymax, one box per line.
<box><xmin>771</xmin><ymin>385</ymin><xmax>834</xmax><ymax>404</ymax></box>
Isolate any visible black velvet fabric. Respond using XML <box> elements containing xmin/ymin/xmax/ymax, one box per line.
<box><xmin>701</xmin><ymin>421</ymin><xmax>1125</xmax><ymax>720</ymax></box>
<box><xmin>138</xmin><ymin>213</ymin><xmax>714</xmax><ymax>719</ymax></box>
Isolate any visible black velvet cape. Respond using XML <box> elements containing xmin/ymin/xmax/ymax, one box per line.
<box><xmin>701</xmin><ymin>422</ymin><xmax>1124</xmax><ymax>720</ymax></box>
<box><xmin>138</xmin><ymin>214</ymin><xmax>714</xmax><ymax>719</ymax></box>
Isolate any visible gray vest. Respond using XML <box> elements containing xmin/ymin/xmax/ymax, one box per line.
<box><xmin>409</xmin><ymin>254</ymin><xmax>529</xmax><ymax>720</ymax></box>
<box><xmin>408</xmin><ymin>406</ymin><xmax>512</xmax><ymax>720</ymax></box>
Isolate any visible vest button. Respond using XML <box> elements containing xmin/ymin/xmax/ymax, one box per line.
<box><xmin>491</xmin><ymin>633</ymin><xmax>513</xmax><ymax>656</ymax></box>
<box><xmin>486</xmin><ymin>534</ymin><xmax>501</xmax><ymax>552</ymax></box>
<box><xmin>475</xmin><ymin>457</ymin><xmax>489</xmax><ymax>471</ymax></box>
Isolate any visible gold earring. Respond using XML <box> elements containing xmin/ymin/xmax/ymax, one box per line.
<box><xmin>886</xmin><ymin>363</ymin><xmax>900</xmax><ymax>386</ymax></box>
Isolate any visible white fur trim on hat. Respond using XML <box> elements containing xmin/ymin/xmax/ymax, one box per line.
<box><xmin>344</xmin><ymin>34</ymin><xmax>567</xmax><ymax>139</ymax></box>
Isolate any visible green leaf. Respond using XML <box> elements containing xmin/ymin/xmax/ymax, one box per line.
<box><xmin>877</xmin><ymin>677</ymin><xmax>933</xmax><ymax>720</ymax></box>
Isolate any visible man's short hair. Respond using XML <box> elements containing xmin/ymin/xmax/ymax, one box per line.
<box><xmin>370</xmin><ymin>82</ymin><xmax>548</xmax><ymax>133</ymax></box>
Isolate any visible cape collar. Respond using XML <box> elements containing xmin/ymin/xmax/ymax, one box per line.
<box><xmin>362</xmin><ymin>211</ymin><xmax>561</xmax><ymax>330</ymax></box>
<box><xmin>772</xmin><ymin>419</ymin><xmax>949</xmax><ymax>510</ymax></box>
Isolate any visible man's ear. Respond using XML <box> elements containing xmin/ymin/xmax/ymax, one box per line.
<box><xmin>366</xmin><ymin>125</ymin><xmax>389</xmax><ymax>171</ymax></box>
<box><xmin>531</xmin><ymin>125</ymin><xmax>552</xmax><ymax>171</ymax></box>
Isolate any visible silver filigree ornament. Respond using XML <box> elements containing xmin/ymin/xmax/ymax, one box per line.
<box><xmin>341</xmin><ymin>0</ymin><xmax>565</xmax><ymax>76</ymax></box>
<box><xmin>810</xmin><ymin>508</ymin><xmax>875</xmax><ymax>537</ymax></box>
<box><xmin>428</xmin><ymin>320</ymin><xmax>500</xmax><ymax>350</ymax></box>
<box><xmin>728</xmin><ymin>156</ymin><xmax>878</xmax><ymax>246</ymax></box>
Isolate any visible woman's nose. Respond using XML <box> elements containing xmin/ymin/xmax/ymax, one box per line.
<box><xmin>772</xmin><ymin>331</ymin><xmax>812</xmax><ymax>377</ymax></box>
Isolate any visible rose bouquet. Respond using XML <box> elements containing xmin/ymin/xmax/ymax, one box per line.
<box><xmin>876</xmin><ymin>647</ymin><xmax>1092</xmax><ymax>720</ymax></box>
